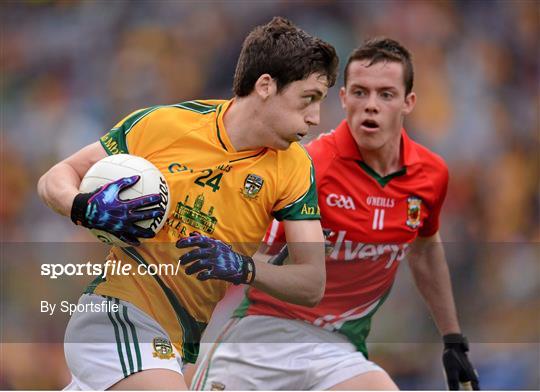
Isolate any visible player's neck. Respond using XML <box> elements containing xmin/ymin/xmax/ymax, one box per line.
<box><xmin>359</xmin><ymin>136</ymin><xmax>403</xmax><ymax>177</ymax></box>
<box><xmin>223</xmin><ymin>98</ymin><xmax>265</xmax><ymax>152</ymax></box>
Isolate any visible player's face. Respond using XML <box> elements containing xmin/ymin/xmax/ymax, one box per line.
<box><xmin>339</xmin><ymin>60</ymin><xmax>416</xmax><ymax>152</ymax></box>
<box><xmin>263</xmin><ymin>73</ymin><xmax>329</xmax><ymax>150</ymax></box>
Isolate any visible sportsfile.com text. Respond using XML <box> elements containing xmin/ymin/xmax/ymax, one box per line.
<box><xmin>40</xmin><ymin>260</ymin><xmax>183</xmax><ymax>279</ymax></box>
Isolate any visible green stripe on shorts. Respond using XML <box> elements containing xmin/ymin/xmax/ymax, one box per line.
<box><xmin>114</xmin><ymin>298</ymin><xmax>135</xmax><ymax>375</ymax></box>
<box><xmin>106</xmin><ymin>297</ymin><xmax>128</xmax><ymax>378</ymax></box>
<box><xmin>123</xmin><ymin>305</ymin><xmax>143</xmax><ymax>372</ymax></box>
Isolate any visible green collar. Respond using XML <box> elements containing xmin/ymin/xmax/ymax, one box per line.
<box><xmin>357</xmin><ymin>161</ymin><xmax>407</xmax><ymax>187</ymax></box>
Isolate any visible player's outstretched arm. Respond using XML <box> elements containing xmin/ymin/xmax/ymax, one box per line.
<box><xmin>177</xmin><ymin>220</ymin><xmax>325</xmax><ymax>307</ymax></box>
<box><xmin>251</xmin><ymin>219</ymin><xmax>326</xmax><ymax>307</ymax></box>
<box><xmin>37</xmin><ymin>142</ymin><xmax>108</xmax><ymax>216</ymax></box>
<box><xmin>408</xmin><ymin>232</ymin><xmax>479</xmax><ymax>390</ymax></box>
<box><xmin>408</xmin><ymin>232</ymin><xmax>460</xmax><ymax>335</ymax></box>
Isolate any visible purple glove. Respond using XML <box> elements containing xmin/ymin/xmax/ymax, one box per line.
<box><xmin>71</xmin><ymin>175</ymin><xmax>164</xmax><ymax>246</ymax></box>
<box><xmin>176</xmin><ymin>234</ymin><xmax>255</xmax><ymax>285</ymax></box>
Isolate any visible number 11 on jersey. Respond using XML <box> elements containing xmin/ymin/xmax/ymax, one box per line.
<box><xmin>372</xmin><ymin>208</ymin><xmax>385</xmax><ymax>230</ymax></box>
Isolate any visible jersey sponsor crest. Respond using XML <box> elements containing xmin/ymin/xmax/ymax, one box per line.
<box><xmin>406</xmin><ymin>196</ymin><xmax>422</xmax><ymax>229</ymax></box>
<box><xmin>173</xmin><ymin>194</ymin><xmax>217</xmax><ymax>234</ymax></box>
<box><xmin>242</xmin><ymin>174</ymin><xmax>264</xmax><ymax>199</ymax></box>
<box><xmin>152</xmin><ymin>337</ymin><xmax>176</xmax><ymax>359</ymax></box>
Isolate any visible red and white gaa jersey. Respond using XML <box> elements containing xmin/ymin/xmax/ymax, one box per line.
<box><xmin>234</xmin><ymin>120</ymin><xmax>449</xmax><ymax>352</ymax></box>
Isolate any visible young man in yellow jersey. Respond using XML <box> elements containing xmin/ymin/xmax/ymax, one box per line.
<box><xmin>37</xmin><ymin>17</ymin><xmax>338</xmax><ymax>390</ymax></box>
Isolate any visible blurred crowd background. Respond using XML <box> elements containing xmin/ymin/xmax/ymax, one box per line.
<box><xmin>1</xmin><ymin>0</ymin><xmax>538</xmax><ymax>389</ymax></box>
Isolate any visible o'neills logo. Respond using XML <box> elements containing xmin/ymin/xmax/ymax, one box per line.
<box><xmin>150</xmin><ymin>176</ymin><xmax>169</xmax><ymax>231</ymax></box>
<box><xmin>366</xmin><ymin>196</ymin><xmax>395</xmax><ymax>208</ymax></box>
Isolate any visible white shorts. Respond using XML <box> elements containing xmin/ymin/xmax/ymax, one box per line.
<box><xmin>192</xmin><ymin>315</ymin><xmax>384</xmax><ymax>390</ymax></box>
<box><xmin>64</xmin><ymin>294</ymin><xmax>184</xmax><ymax>390</ymax></box>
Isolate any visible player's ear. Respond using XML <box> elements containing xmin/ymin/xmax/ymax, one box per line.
<box><xmin>254</xmin><ymin>74</ymin><xmax>276</xmax><ymax>100</ymax></box>
<box><xmin>402</xmin><ymin>91</ymin><xmax>416</xmax><ymax>115</ymax></box>
<box><xmin>339</xmin><ymin>86</ymin><xmax>347</xmax><ymax>110</ymax></box>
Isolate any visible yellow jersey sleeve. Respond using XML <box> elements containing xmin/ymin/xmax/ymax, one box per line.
<box><xmin>273</xmin><ymin>143</ymin><xmax>320</xmax><ymax>221</ymax></box>
<box><xmin>99</xmin><ymin>101</ymin><xmax>221</xmax><ymax>158</ymax></box>
<box><xmin>99</xmin><ymin>106</ymin><xmax>156</xmax><ymax>156</ymax></box>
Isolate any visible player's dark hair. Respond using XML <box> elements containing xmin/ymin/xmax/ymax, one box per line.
<box><xmin>233</xmin><ymin>17</ymin><xmax>338</xmax><ymax>96</ymax></box>
<box><xmin>344</xmin><ymin>37</ymin><xmax>414</xmax><ymax>95</ymax></box>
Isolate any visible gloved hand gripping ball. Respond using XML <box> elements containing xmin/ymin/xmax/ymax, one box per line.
<box><xmin>73</xmin><ymin>154</ymin><xmax>171</xmax><ymax>247</ymax></box>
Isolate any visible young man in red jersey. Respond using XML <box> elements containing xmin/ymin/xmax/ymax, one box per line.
<box><xmin>191</xmin><ymin>38</ymin><xmax>479</xmax><ymax>390</ymax></box>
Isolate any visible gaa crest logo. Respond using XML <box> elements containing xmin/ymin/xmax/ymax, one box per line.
<box><xmin>406</xmin><ymin>196</ymin><xmax>422</xmax><ymax>229</ymax></box>
<box><xmin>242</xmin><ymin>174</ymin><xmax>264</xmax><ymax>199</ymax></box>
<box><xmin>152</xmin><ymin>337</ymin><xmax>176</xmax><ymax>360</ymax></box>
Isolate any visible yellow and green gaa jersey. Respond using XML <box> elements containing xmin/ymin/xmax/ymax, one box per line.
<box><xmin>89</xmin><ymin>99</ymin><xmax>319</xmax><ymax>362</ymax></box>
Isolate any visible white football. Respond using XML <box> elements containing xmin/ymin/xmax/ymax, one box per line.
<box><xmin>79</xmin><ymin>154</ymin><xmax>171</xmax><ymax>247</ymax></box>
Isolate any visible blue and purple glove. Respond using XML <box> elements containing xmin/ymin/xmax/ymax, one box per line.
<box><xmin>71</xmin><ymin>175</ymin><xmax>164</xmax><ymax>246</ymax></box>
<box><xmin>176</xmin><ymin>234</ymin><xmax>256</xmax><ymax>285</ymax></box>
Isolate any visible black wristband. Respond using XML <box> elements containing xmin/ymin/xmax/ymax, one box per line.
<box><xmin>443</xmin><ymin>333</ymin><xmax>469</xmax><ymax>351</ymax></box>
<box><xmin>243</xmin><ymin>256</ymin><xmax>256</xmax><ymax>285</ymax></box>
<box><xmin>70</xmin><ymin>192</ymin><xmax>92</xmax><ymax>226</ymax></box>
